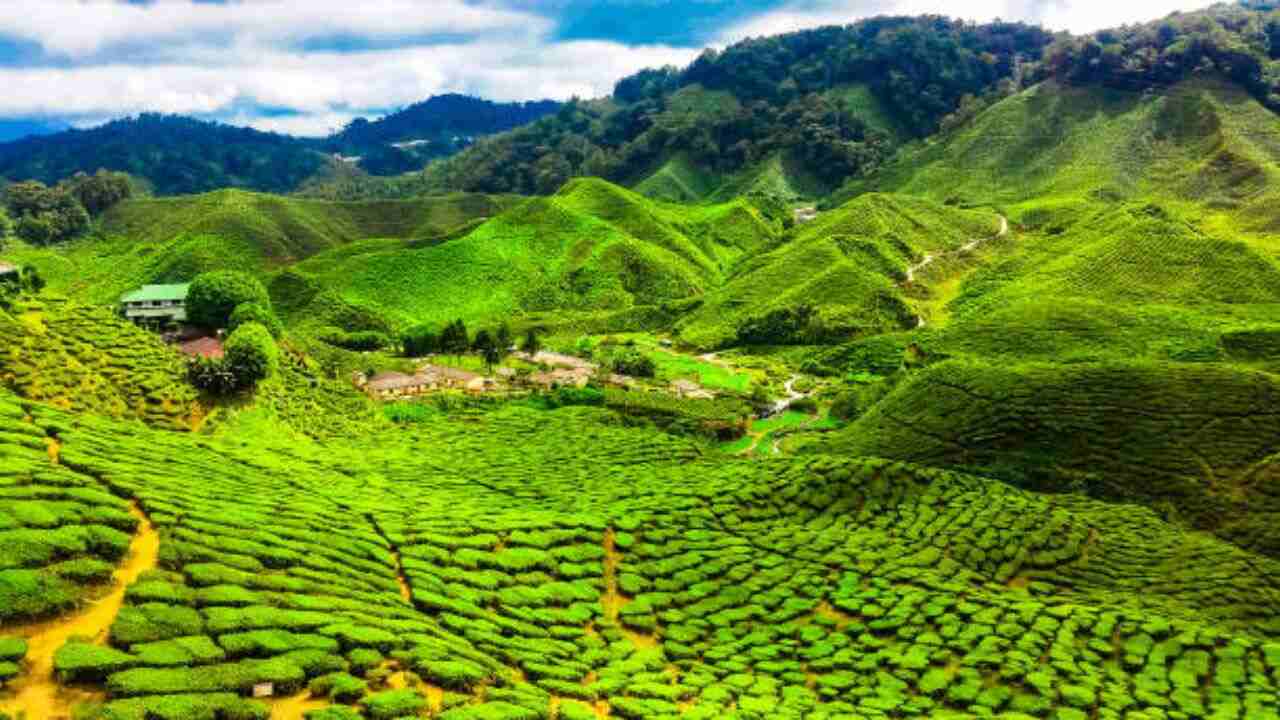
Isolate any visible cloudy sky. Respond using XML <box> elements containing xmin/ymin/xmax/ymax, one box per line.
<box><xmin>0</xmin><ymin>0</ymin><xmax>1217</xmax><ymax>141</ymax></box>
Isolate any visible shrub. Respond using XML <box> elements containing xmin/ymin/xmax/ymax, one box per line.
<box><xmin>219</xmin><ymin>630</ymin><xmax>340</xmax><ymax>658</ymax></box>
<box><xmin>0</xmin><ymin>569</ymin><xmax>78</xmax><ymax>622</ymax></box>
<box><xmin>131</xmin><ymin>636</ymin><xmax>226</xmax><ymax>667</ymax></box>
<box><xmin>309</xmin><ymin>671</ymin><xmax>368</xmax><ymax>702</ymax></box>
<box><xmin>106</xmin><ymin>657</ymin><xmax>306</xmax><ymax>697</ymax></box>
<box><xmin>0</xmin><ymin>637</ymin><xmax>27</xmax><ymax>662</ymax></box>
<box><xmin>319</xmin><ymin>328</ymin><xmax>392</xmax><ymax>352</ymax></box>
<box><xmin>84</xmin><ymin>693</ymin><xmax>270</xmax><ymax>720</ymax></box>
<box><xmin>605</xmin><ymin>348</ymin><xmax>656</xmax><ymax>378</ymax></box>
<box><xmin>401</xmin><ymin>324</ymin><xmax>441</xmax><ymax>356</ymax></box>
<box><xmin>362</xmin><ymin>688</ymin><xmax>427</xmax><ymax>719</ymax></box>
<box><xmin>229</xmin><ymin>302</ymin><xmax>283</xmax><ymax>339</ymax></box>
<box><xmin>187</xmin><ymin>271</ymin><xmax>271</xmax><ymax>329</ymax></box>
<box><xmin>223</xmin><ymin>322</ymin><xmax>279</xmax><ymax>388</ymax></box>
<box><xmin>543</xmin><ymin>386</ymin><xmax>605</xmax><ymax>409</ymax></box>
<box><xmin>109</xmin><ymin>603</ymin><xmax>205</xmax><ymax>645</ymax></box>
<box><xmin>187</xmin><ymin>356</ymin><xmax>239</xmax><ymax>395</ymax></box>
<box><xmin>53</xmin><ymin>640</ymin><xmax>137</xmax><ymax>682</ymax></box>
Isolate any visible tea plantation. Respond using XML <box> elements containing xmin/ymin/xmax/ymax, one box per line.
<box><xmin>0</xmin><ymin>383</ymin><xmax>1276</xmax><ymax>719</ymax></box>
<box><xmin>3</xmin><ymin>53</ymin><xmax>1280</xmax><ymax>720</ymax></box>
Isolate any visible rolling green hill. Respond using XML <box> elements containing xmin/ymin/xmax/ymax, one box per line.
<box><xmin>675</xmin><ymin>193</ymin><xmax>1001</xmax><ymax>348</ymax></box>
<box><xmin>5</xmin><ymin>190</ymin><xmax>517</xmax><ymax>305</ymax></box>
<box><xmin>827</xmin><ymin>360</ymin><xmax>1280</xmax><ymax>557</ymax></box>
<box><xmin>835</xmin><ymin>77</ymin><xmax>1280</xmax><ymax>239</ymax></box>
<box><xmin>284</xmin><ymin>178</ymin><xmax>782</xmax><ymax>331</ymax></box>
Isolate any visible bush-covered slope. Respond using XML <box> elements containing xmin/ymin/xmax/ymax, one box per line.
<box><xmin>8</xmin><ymin>190</ymin><xmax>517</xmax><ymax>305</ymax></box>
<box><xmin>1</xmin><ymin>384</ymin><xmax>1279</xmax><ymax>717</ymax></box>
<box><xmin>829</xmin><ymin>360</ymin><xmax>1280</xmax><ymax>557</ymax></box>
<box><xmin>287</xmin><ymin>178</ymin><xmax>782</xmax><ymax>330</ymax></box>
<box><xmin>674</xmin><ymin>193</ymin><xmax>1000</xmax><ymax>348</ymax></box>
<box><xmin>835</xmin><ymin>77</ymin><xmax>1280</xmax><ymax>237</ymax></box>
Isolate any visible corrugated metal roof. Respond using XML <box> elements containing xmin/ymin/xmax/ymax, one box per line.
<box><xmin>0</xmin><ymin>262</ymin><xmax>18</xmax><ymax>275</ymax></box>
<box><xmin>121</xmin><ymin>284</ymin><xmax>190</xmax><ymax>303</ymax></box>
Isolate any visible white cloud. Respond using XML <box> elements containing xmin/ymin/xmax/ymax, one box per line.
<box><xmin>0</xmin><ymin>0</ymin><xmax>548</xmax><ymax>57</ymax></box>
<box><xmin>0</xmin><ymin>0</ymin><xmax>1217</xmax><ymax>136</ymax></box>
<box><xmin>718</xmin><ymin>0</ymin><xmax>1219</xmax><ymax>44</ymax></box>
<box><xmin>0</xmin><ymin>41</ymin><xmax>699</xmax><ymax>135</ymax></box>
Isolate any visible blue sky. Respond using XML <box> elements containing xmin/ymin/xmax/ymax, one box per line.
<box><xmin>0</xmin><ymin>0</ymin><xmax>1215</xmax><ymax>142</ymax></box>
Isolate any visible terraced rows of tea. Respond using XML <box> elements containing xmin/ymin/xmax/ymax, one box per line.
<box><xmin>0</xmin><ymin>300</ymin><xmax>197</xmax><ymax>430</ymax></box>
<box><xmin>1</xmin><ymin>389</ymin><xmax>1278</xmax><ymax>719</ymax></box>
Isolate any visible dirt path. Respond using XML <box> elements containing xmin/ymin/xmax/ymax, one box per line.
<box><xmin>0</xmin><ymin>502</ymin><xmax>159</xmax><ymax>719</ymax></box>
<box><xmin>905</xmin><ymin>215</ymin><xmax>1008</xmax><ymax>284</ymax></box>
<box><xmin>771</xmin><ymin>376</ymin><xmax>807</xmax><ymax>415</ymax></box>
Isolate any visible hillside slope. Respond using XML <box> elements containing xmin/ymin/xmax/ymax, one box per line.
<box><xmin>828</xmin><ymin>360</ymin><xmax>1280</xmax><ymax>557</ymax></box>
<box><xmin>285</xmin><ymin>178</ymin><xmax>782</xmax><ymax>330</ymax></box>
<box><xmin>675</xmin><ymin>193</ymin><xmax>1000</xmax><ymax>348</ymax></box>
<box><xmin>837</xmin><ymin>77</ymin><xmax>1280</xmax><ymax>238</ymax></box>
<box><xmin>8</xmin><ymin>191</ymin><xmax>516</xmax><ymax>305</ymax></box>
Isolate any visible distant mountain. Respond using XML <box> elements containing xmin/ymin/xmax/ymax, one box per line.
<box><xmin>318</xmin><ymin>94</ymin><xmax>560</xmax><ymax>175</ymax></box>
<box><xmin>0</xmin><ymin>114</ymin><xmax>325</xmax><ymax>196</ymax></box>
<box><xmin>0</xmin><ymin>95</ymin><xmax>560</xmax><ymax>196</ymax></box>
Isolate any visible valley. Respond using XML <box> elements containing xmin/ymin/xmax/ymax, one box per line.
<box><xmin>2</xmin><ymin>2</ymin><xmax>1280</xmax><ymax>719</ymax></box>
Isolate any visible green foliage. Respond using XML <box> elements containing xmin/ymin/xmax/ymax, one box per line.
<box><xmin>54</xmin><ymin>639</ymin><xmax>138</xmax><ymax>682</ymax></box>
<box><xmin>222</xmin><ymin>322</ymin><xmax>279</xmax><ymax>389</ymax></box>
<box><xmin>361</xmin><ymin>689</ymin><xmax>426</xmax><ymax>720</ymax></box>
<box><xmin>427</xmin><ymin>18</ymin><xmax>1052</xmax><ymax>197</ymax></box>
<box><xmin>62</xmin><ymin>169</ymin><xmax>134</xmax><ymax>215</ymax></box>
<box><xmin>602</xmin><ymin>347</ymin><xmax>656</xmax><ymax>378</ymax></box>
<box><xmin>1042</xmin><ymin>3</ymin><xmax>1280</xmax><ymax>114</ymax></box>
<box><xmin>318</xmin><ymin>329</ymin><xmax>392</xmax><ymax>352</ymax></box>
<box><xmin>4</xmin><ymin>180</ymin><xmax>89</xmax><ymax>246</ymax></box>
<box><xmin>228</xmin><ymin>302</ymin><xmax>283</xmax><ymax>339</ymax></box>
<box><xmin>187</xmin><ymin>271</ymin><xmax>271</xmax><ymax>330</ymax></box>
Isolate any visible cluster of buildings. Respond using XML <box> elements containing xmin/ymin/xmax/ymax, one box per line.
<box><xmin>359</xmin><ymin>365</ymin><xmax>493</xmax><ymax>399</ymax></box>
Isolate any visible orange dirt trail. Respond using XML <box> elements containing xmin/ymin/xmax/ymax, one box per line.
<box><xmin>0</xmin><ymin>502</ymin><xmax>159</xmax><ymax>719</ymax></box>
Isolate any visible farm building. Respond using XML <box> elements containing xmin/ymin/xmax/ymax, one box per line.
<box><xmin>0</xmin><ymin>262</ymin><xmax>18</xmax><ymax>281</ymax></box>
<box><xmin>363</xmin><ymin>365</ymin><xmax>487</xmax><ymax>400</ymax></box>
<box><xmin>365</xmin><ymin>372</ymin><xmax>432</xmax><ymax>399</ymax></box>
<box><xmin>121</xmin><ymin>284</ymin><xmax>190</xmax><ymax>325</ymax></box>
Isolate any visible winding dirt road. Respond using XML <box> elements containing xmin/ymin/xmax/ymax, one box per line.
<box><xmin>905</xmin><ymin>214</ymin><xmax>1008</xmax><ymax>284</ymax></box>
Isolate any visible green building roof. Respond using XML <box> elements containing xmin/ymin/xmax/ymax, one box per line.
<box><xmin>121</xmin><ymin>284</ymin><xmax>190</xmax><ymax>303</ymax></box>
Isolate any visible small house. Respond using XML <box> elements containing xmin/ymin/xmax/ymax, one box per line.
<box><xmin>121</xmin><ymin>284</ymin><xmax>190</xmax><ymax>326</ymax></box>
<box><xmin>0</xmin><ymin>262</ymin><xmax>18</xmax><ymax>283</ymax></box>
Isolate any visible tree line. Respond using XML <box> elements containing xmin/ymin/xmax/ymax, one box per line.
<box><xmin>0</xmin><ymin>170</ymin><xmax>132</xmax><ymax>246</ymax></box>
<box><xmin>422</xmin><ymin>16</ymin><xmax>1056</xmax><ymax>196</ymax></box>
<box><xmin>1040</xmin><ymin>2</ymin><xmax>1280</xmax><ymax>112</ymax></box>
